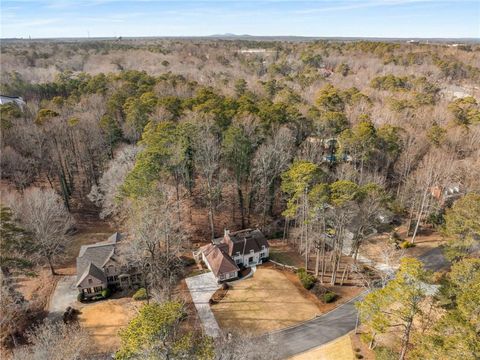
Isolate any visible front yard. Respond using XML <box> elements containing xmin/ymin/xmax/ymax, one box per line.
<box><xmin>78</xmin><ymin>298</ymin><xmax>139</xmax><ymax>355</ymax></box>
<box><xmin>211</xmin><ymin>268</ymin><xmax>321</xmax><ymax>335</ymax></box>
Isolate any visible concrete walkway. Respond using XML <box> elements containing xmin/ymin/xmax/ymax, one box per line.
<box><xmin>48</xmin><ymin>275</ymin><xmax>78</xmax><ymax>319</ymax></box>
<box><xmin>185</xmin><ymin>272</ymin><xmax>221</xmax><ymax>337</ymax></box>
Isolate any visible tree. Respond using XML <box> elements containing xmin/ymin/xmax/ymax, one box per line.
<box><xmin>222</xmin><ymin>124</ymin><xmax>253</xmax><ymax>228</ymax></box>
<box><xmin>448</xmin><ymin>96</ymin><xmax>480</xmax><ymax>126</ymax></box>
<box><xmin>12</xmin><ymin>319</ymin><xmax>88</xmax><ymax>360</ymax></box>
<box><xmin>7</xmin><ymin>188</ymin><xmax>74</xmax><ymax>275</ymax></box>
<box><xmin>356</xmin><ymin>258</ymin><xmax>431</xmax><ymax>360</ymax></box>
<box><xmin>0</xmin><ymin>206</ymin><xmax>34</xmax><ymax>274</ymax></box>
<box><xmin>443</xmin><ymin>193</ymin><xmax>480</xmax><ymax>260</ymax></box>
<box><xmin>123</xmin><ymin>191</ymin><xmax>186</xmax><ymax>302</ymax></box>
<box><xmin>411</xmin><ymin>258</ymin><xmax>480</xmax><ymax>360</ymax></box>
<box><xmin>1</xmin><ymin>271</ymin><xmax>28</xmax><ymax>348</ymax></box>
<box><xmin>116</xmin><ymin>301</ymin><xmax>213</xmax><ymax>360</ymax></box>
<box><xmin>252</xmin><ymin>126</ymin><xmax>294</xmax><ymax>227</ymax></box>
<box><xmin>282</xmin><ymin>161</ymin><xmax>324</xmax><ymax>268</ymax></box>
<box><xmin>88</xmin><ymin>144</ymin><xmax>138</xmax><ymax>220</ymax></box>
<box><xmin>194</xmin><ymin>123</ymin><xmax>222</xmax><ymax>239</ymax></box>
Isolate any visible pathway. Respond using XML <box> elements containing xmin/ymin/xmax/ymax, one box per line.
<box><xmin>185</xmin><ymin>272</ymin><xmax>221</xmax><ymax>337</ymax></box>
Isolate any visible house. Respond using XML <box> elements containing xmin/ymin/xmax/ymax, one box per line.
<box><xmin>199</xmin><ymin>229</ymin><xmax>270</xmax><ymax>282</ymax></box>
<box><xmin>76</xmin><ymin>232</ymin><xmax>142</xmax><ymax>298</ymax></box>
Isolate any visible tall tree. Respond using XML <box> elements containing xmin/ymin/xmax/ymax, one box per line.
<box><xmin>7</xmin><ymin>188</ymin><xmax>74</xmax><ymax>275</ymax></box>
<box><xmin>356</xmin><ymin>258</ymin><xmax>431</xmax><ymax>360</ymax></box>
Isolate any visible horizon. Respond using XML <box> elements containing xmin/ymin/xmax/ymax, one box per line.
<box><xmin>1</xmin><ymin>1</ymin><xmax>479</xmax><ymax>40</ymax></box>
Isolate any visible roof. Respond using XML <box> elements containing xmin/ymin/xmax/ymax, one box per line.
<box><xmin>202</xmin><ymin>244</ymin><xmax>239</xmax><ymax>277</ymax></box>
<box><xmin>76</xmin><ymin>262</ymin><xmax>107</xmax><ymax>287</ymax></box>
<box><xmin>76</xmin><ymin>232</ymin><xmax>122</xmax><ymax>285</ymax></box>
<box><xmin>223</xmin><ymin>229</ymin><xmax>269</xmax><ymax>256</ymax></box>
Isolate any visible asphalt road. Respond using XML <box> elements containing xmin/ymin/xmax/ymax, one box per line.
<box><xmin>267</xmin><ymin>293</ymin><xmax>364</xmax><ymax>359</ymax></box>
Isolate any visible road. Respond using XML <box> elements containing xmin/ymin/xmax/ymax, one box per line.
<box><xmin>267</xmin><ymin>246</ymin><xmax>450</xmax><ymax>359</ymax></box>
<box><xmin>268</xmin><ymin>294</ymin><xmax>364</xmax><ymax>359</ymax></box>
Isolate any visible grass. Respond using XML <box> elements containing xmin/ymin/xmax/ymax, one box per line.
<box><xmin>289</xmin><ymin>335</ymin><xmax>355</xmax><ymax>360</ymax></box>
<box><xmin>211</xmin><ymin>268</ymin><xmax>321</xmax><ymax>335</ymax></box>
<box><xmin>78</xmin><ymin>298</ymin><xmax>138</xmax><ymax>354</ymax></box>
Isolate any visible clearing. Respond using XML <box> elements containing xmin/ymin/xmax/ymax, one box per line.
<box><xmin>211</xmin><ymin>268</ymin><xmax>321</xmax><ymax>335</ymax></box>
<box><xmin>289</xmin><ymin>335</ymin><xmax>355</xmax><ymax>360</ymax></box>
<box><xmin>78</xmin><ymin>298</ymin><xmax>139</xmax><ymax>354</ymax></box>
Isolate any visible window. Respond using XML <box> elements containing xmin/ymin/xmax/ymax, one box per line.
<box><xmin>105</xmin><ymin>267</ymin><xmax>109</xmax><ymax>275</ymax></box>
<box><xmin>86</xmin><ymin>288</ymin><xmax>92</xmax><ymax>294</ymax></box>
<box><xmin>94</xmin><ymin>286</ymin><xmax>103</xmax><ymax>292</ymax></box>
<box><xmin>114</xmin><ymin>275</ymin><xmax>119</xmax><ymax>281</ymax></box>
<box><xmin>107</xmin><ymin>276</ymin><xmax>113</xmax><ymax>282</ymax></box>
<box><xmin>249</xmin><ymin>257</ymin><xmax>254</xmax><ymax>263</ymax></box>
<box><xmin>88</xmin><ymin>278</ymin><xmax>92</xmax><ymax>285</ymax></box>
<box><xmin>260</xmin><ymin>253</ymin><xmax>265</xmax><ymax>258</ymax></box>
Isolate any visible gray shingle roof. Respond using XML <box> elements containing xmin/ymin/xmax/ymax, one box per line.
<box><xmin>76</xmin><ymin>262</ymin><xmax>107</xmax><ymax>287</ymax></box>
<box><xmin>223</xmin><ymin>229</ymin><xmax>269</xmax><ymax>256</ymax></box>
<box><xmin>76</xmin><ymin>232</ymin><xmax>122</xmax><ymax>285</ymax></box>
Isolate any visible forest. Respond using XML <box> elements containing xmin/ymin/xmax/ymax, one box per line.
<box><xmin>1</xmin><ymin>38</ymin><xmax>479</xmax><ymax>359</ymax></box>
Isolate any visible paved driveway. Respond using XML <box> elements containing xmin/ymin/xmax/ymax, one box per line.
<box><xmin>185</xmin><ymin>272</ymin><xmax>221</xmax><ymax>337</ymax></box>
<box><xmin>267</xmin><ymin>294</ymin><xmax>364</xmax><ymax>359</ymax></box>
<box><xmin>48</xmin><ymin>275</ymin><xmax>78</xmax><ymax>319</ymax></box>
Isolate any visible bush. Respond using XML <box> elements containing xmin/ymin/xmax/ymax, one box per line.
<box><xmin>400</xmin><ymin>240</ymin><xmax>416</xmax><ymax>249</ymax></box>
<box><xmin>77</xmin><ymin>293</ymin><xmax>84</xmax><ymax>302</ymax></box>
<box><xmin>133</xmin><ymin>287</ymin><xmax>148</xmax><ymax>301</ymax></box>
<box><xmin>297</xmin><ymin>268</ymin><xmax>316</xmax><ymax>290</ymax></box>
<box><xmin>101</xmin><ymin>288</ymin><xmax>111</xmax><ymax>298</ymax></box>
<box><xmin>355</xmin><ymin>354</ymin><xmax>364</xmax><ymax>359</ymax></box>
<box><xmin>323</xmin><ymin>291</ymin><xmax>338</xmax><ymax>303</ymax></box>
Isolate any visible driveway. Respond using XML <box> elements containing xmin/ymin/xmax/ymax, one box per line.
<box><xmin>418</xmin><ymin>246</ymin><xmax>450</xmax><ymax>272</ymax></box>
<box><xmin>267</xmin><ymin>293</ymin><xmax>364</xmax><ymax>359</ymax></box>
<box><xmin>185</xmin><ymin>272</ymin><xmax>221</xmax><ymax>337</ymax></box>
<box><xmin>48</xmin><ymin>275</ymin><xmax>78</xmax><ymax>318</ymax></box>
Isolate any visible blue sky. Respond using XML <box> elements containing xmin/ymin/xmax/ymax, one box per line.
<box><xmin>1</xmin><ymin>1</ymin><xmax>479</xmax><ymax>39</ymax></box>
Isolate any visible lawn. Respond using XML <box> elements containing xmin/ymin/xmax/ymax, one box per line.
<box><xmin>78</xmin><ymin>298</ymin><xmax>139</xmax><ymax>354</ymax></box>
<box><xmin>211</xmin><ymin>268</ymin><xmax>321</xmax><ymax>335</ymax></box>
<box><xmin>289</xmin><ymin>335</ymin><xmax>354</xmax><ymax>360</ymax></box>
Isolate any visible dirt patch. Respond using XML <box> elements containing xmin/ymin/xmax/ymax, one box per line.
<box><xmin>289</xmin><ymin>334</ymin><xmax>355</xmax><ymax>360</ymax></box>
<box><xmin>269</xmin><ymin>240</ymin><xmax>305</xmax><ymax>267</ymax></box>
<box><xmin>350</xmin><ymin>332</ymin><xmax>375</xmax><ymax>360</ymax></box>
<box><xmin>211</xmin><ymin>268</ymin><xmax>321</xmax><ymax>335</ymax></box>
<box><xmin>78</xmin><ymin>298</ymin><xmax>139</xmax><ymax>355</ymax></box>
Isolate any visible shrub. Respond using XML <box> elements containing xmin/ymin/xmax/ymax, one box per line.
<box><xmin>77</xmin><ymin>293</ymin><xmax>84</xmax><ymax>302</ymax></box>
<box><xmin>297</xmin><ymin>268</ymin><xmax>316</xmax><ymax>290</ymax></box>
<box><xmin>323</xmin><ymin>291</ymin><xmax>338</xmax><ymax>303</ymax></box>
<box><xmin>400</xmin><ymin>240</ymin><xmax>416</xmax><ymax>249</ymax></box>
<box><xmin>355</xmin><ymin>354</ymin><xmax>364</xmax><ymax>359</ymax></box>
<box><xmin>101</xmin><ymin>288</ymin><xmax>111</xmax><ymax>298</ymax></box>
<box><xmin>133</xmin><ymin>287</ymin><xmax>148</xmax><ymax>301</ymax></box>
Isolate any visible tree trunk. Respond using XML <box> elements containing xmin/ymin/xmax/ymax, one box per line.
<box><xmin>47</xmin><ymin>255</ymin><xmax>56</xmax><ymax>275</ymax></box>
<box><xmin>399</xmin><ymin>319</ymin><xmax>413</xmax><ymax>360</ymax></box>
<box><xmin>237</xmin><ymin>185</ymin><xmax>245</xmax><ymax>229</ymax></box>
<box><xmin>411</xmin><ymin>187</ymin><xmax>428</xmax><ymax>243</ymax></box>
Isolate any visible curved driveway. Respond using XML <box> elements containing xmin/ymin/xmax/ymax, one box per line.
<box><xmin>267</xmin><ymin>293</ymin><xmax>364</xmax><ymax>359</ymax></box>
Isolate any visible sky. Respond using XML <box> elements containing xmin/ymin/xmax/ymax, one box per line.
<box><xmin>1</xmin><ymin>0</ymin><xmax>479</xmax><ymax>39</ymax></box>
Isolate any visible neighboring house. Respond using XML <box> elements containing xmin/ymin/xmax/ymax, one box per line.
<box><xmin>199</xmin><ymin>229</ymin><xmax>270</xmax><ymax>282</ymax></box>
<box><xmin>76</xmin><ymin>232</ymin><xmax>142</xmax><ymax>298</ymax></box>
<box><xmin>0</xmin><ymin>95</ymin><xmax>26</xmax><ymax>108</ymax></box>
<box><xmin>430</xmin><ymin>183</ymin><xmax>463</xmax><ymax>206</ymax></box>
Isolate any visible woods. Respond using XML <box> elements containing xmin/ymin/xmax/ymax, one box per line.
<box><xmin>1</xmin><ymin>37</ymin><xmax>479</xmax><ymax>359</ymax></box>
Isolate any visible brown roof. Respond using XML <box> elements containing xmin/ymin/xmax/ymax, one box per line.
<box><xmin>222</xmin><ymin>229</ymin><xmax>269</xmax><ymax>256</ymax></box>
<box><xmin>203</xmin><ymin>244</ymin><xmax>239</xmax><ymax>277</ymax></box>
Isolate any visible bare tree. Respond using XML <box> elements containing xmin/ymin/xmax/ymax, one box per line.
<box><xmin>193</xmin><ymin>123</ymin><xmax>222</xmax><ymax>239</ymax></box>
<box><xmin>252</xmin><ymin>126</ymin><xmax>295</xmax><ymax>227</ymax></box>
<box><xmin>88</xmin><ymin>144</ymin><xmax>139</xmax><ymax>220</ymax></box>
<box><xmin>6</xmin><ymin>188</ymin><xmax>74</xmax><ymax>275</ymax></box>
<box><xmin>123</xmin><ymin>190</ymin><xmax>187</xmax><ymax>301</ymax></box>
<box><xmin>12</xmin><ymin>319</ymin><xmax>88</xmax><ymax>360</ymax></box>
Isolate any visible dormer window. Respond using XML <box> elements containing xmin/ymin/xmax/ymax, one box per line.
<box><xmin>88</xmin><ymin>278</ymin><xmax>92</xmax><ymax>285</ymax></box>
